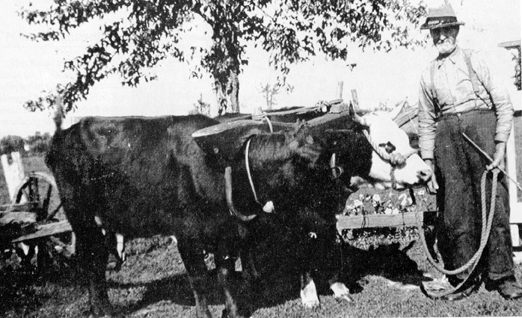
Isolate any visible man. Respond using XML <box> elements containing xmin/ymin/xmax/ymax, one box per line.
<box><xmin>418</xmin><ymin>3</ymin><xmax>522</xmax><ymax>301</ymax></box>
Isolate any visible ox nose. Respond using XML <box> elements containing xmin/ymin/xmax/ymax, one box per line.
<box><xmin>417</xmin><ymin>168</ymin><xmax>432</xmax><ymax>183</ymax></box>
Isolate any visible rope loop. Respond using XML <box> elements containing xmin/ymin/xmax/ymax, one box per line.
<box><xmin>416</xmin><ymin>168</ymin><xmax>499</xmax><ymax>298</ymax></box>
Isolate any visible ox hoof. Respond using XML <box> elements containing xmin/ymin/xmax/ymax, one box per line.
<box><xmin>302</xmin><ymin>298</ymin><xmax>320</xmax><ymax>309</ymax></box>
<box><xmin>331</xmin><ymin>282</ymin><xmax>355</xmax><ymax>303</ymax></box>
<box><xmin>335</xmin><ymin>293</ymin><xmax>355</xmax><ymax>303</ymax></box>
<box><xmin>221</xmin><ymin>308</ymin><xmax>245</xmax><ymax>318</ymax></box>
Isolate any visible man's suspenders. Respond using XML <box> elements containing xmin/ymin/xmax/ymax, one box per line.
<box><xmin>429</xmin><ymin>49</ymin><xmax>491</xmax><ymax>112</ymax></box>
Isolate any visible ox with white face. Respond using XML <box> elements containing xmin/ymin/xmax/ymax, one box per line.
<box><xmin>359</xmin><ymin>112</ymin><xmax>432</xmax><ymax>190</ymax></box>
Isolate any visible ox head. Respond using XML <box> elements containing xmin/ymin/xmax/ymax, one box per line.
<box><xmin>352</xmin><ymin>111</ymin><xmax>432</xmax><ymax>190</ymax></box>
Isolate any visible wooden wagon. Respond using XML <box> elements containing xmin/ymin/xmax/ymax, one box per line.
<box><xmin>0</xmin><ymin>152</ymin><xmax>73</xmax><ymax>270</ymax></box>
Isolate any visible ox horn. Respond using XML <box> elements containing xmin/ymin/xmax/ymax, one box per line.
<box><xmin>350</xmin><ymin>102</ymin><xmax>368</xmax><ymax>126</ymax></box>
<box><xmin>225</xmin><ymin>166</ymin><xmax>257</xmax><ymax>222</ymax></box>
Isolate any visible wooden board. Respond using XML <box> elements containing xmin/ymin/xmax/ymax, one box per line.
<box><xmin>336</xmin><ymin>211</ymin><xmax>436</xmax><ymax>231</ymax></box>
<box><xmin>11</xmin><ymin>220</ymin><xmax>72</xmax><ymax>243</ymax></box>
<box><xmin>0</xmin><ymin>211</ymin><xmax>37</xmax><ymax>225</ymax></box>
<box><xmin>192</xmin><ymin>120</ymin><xmax>294</xmax><ymax>163</ymax></box>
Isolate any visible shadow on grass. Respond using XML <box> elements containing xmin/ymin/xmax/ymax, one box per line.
<box><xmin>111</xmin><ymin>240</ymin><xmax>432</xmax><ymax>316</ymax></box>
<box><xmin>0</xmin><ymin>237</ymin><xmax>434</xmax><ymax>317</ymax></box>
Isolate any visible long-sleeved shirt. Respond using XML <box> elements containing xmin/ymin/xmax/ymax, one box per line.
<box><xmin>418</xmin><ymin>46</ymin><xmax>514</xmax><ymax>160</ymax></box>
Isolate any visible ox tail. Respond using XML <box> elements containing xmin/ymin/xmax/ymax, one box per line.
<box><xmin>53</xmin><ymin>95</ymin><xmax>64</xmax><ymax>132</ymax></box>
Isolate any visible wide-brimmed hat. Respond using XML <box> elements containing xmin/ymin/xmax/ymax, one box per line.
<box><xmin>420</xmin><ymin>3</ymin><xmax>465</xmax><ymax>30</ymax></box>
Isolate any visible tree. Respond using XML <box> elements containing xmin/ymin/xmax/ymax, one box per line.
<box><xmin>260</xmin><ymin>83</ymin><xmax>280</xmax><ymax>110</ymax></box>
<box><xmin>20</xmin><ymin>0</ymin><xmax>426</xmax><ymax>114</ymax></box>
<box><xmin>189</xmin><ymin>94</ymin><xmax>211</xmax><ymax>116</ymax></box>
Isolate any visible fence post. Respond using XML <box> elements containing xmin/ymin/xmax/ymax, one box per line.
<box><xmin>336</xmin><ymin>81</ymin><xmax>344</xmax><ymax>100</ymax></box>
<box><xmin>1</xmin><ymin>152</ymin><xmax>25</xmax><ymax>202</ymax></box>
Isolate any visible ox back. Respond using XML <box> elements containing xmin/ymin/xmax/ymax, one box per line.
<box><xmin>46</xmin><ymin>115</ymin><xmax>229</xmax><ymax>239</ymax></box>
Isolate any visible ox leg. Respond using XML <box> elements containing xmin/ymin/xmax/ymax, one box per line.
<box><xmin>325</xmin><ymin>242</ymin><xmax>353</xmax><ymax>303</ymax></box>
<box><xmin>241</xmin><ymin>247</ymin><xmax>261</xmax><ymax>291</ymax></box>
<box><xmin>329</xmin><ymin>276</ymin><xmax>354</xmax><ymax>303</ymax></box>
<box><xmin>74</xmin><ymin>225</ymin><xmax>112</xmax><ymax>317</ymax></box>
<box><xmin>300</xmin><ymin>271</ymin><xmax>320</xmax><ymax>308</ymax></box>
<box><xmin>177</xmin><ymin>241</ymin><xmax>212</xmax><ymax>318</ymax></box>
<box><xmin>216</xmin><ymin>240</ymin><xmax>246</xmax><ymax>318</ymax></box>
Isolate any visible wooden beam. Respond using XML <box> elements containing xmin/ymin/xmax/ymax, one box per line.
<box><xmin>0</xmin><ymin>212</ymin><xmax>36</xmax><ymax>225</ymax></box>
<box><xmin>11</xmin><ymin>220</ymin><xmax>72</xmax><ymax>243</ymax></box>
<box><xmin>336</xmin><ymin>211</ymin><xmax>436</xmax><ymax>231</ymax></box>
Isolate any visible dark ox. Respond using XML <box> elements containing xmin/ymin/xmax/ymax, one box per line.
<box><xmin>238</xmin><ymin>110</ymin><xmax>432</xmax><ymax>308</ymax></box>
<box><xmin>46</xmin><ymin>113</ymin><xmax>326</xmax><ymax>317</ymax></box>
<box><xmin>46</xmin><ymin>109</ymin><xmax>431</xmax><ymax>317</ymax></box>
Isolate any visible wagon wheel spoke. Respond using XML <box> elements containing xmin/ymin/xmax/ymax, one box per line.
<box><xmin>41</xmin><ymin>183</ymin><xmax>53</xmax><ymax>220</ymax></box>
<box><xmin>17</xmin><ymin>187</ymin><xmax>30</xmax><ymax>203</ymax></box>
<box><xmin>47</xmin><ymin>202</ymin><xmax>63</xmax><ymax>221</ymax></box>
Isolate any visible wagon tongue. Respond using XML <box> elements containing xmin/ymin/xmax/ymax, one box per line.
<box><xmin>192</xmin><ymin>119</ymin><xmax>293</xmax><ymax>163</ymax></box>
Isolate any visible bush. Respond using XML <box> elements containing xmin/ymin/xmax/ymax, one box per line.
<box><xmin>24</xmin><ymin>132</ymin><xmax>51</xmax><ymax>156</ymax></box>
<box><xmin>0</xmin><ymin>135</ymin><xmax>25</xmax><ymax>156</ymax></box>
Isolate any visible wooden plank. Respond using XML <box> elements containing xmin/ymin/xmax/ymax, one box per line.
<box><xmin>11</xmin><ymin>220</ymin><xmax>72</xmax><ymax>243</ymax></box>
<box><xmin>0</xmin><ymin>202</ymin><xmax>35</xmax><ymax>212</ymax></box>
<box><xmin>336</xmin><ymin>211</ymin><xmax>436</xmax><ymax>231</ymax></box>
<box><xmin>0</xmin><ymin>212</ymin><xmax>36</xmax><ymax>225</ymax></box>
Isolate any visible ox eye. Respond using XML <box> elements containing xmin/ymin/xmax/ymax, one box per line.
<box><xmin>378</xmin><ymin>142</ymin><xmax>396</xmax><ymax>154</ymax></box>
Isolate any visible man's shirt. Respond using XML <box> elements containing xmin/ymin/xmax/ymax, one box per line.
<box><xmin>418</xmin><ymin>46</ymin><xmax>514</xmax><ymax>160</ymax></box>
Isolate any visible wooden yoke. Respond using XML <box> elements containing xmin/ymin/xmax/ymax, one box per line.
<box><xmin>192</xmin><ymin>119</ymin><xmax>294</xmax><ymax>163</ymax></box>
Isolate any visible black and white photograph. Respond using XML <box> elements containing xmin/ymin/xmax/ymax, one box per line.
<box><xmin>1</xmin><ymin>0</ymin><xmax>521</xmax><ymax>317</ymax></box>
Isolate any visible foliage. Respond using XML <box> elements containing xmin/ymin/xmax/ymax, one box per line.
<box><xmin>513</xmin><ymin>47</ymin><xmax>521</xmax><ymax>90</ymax></box>
<box><xmin>189</xmin><ymin>94</ymin><xmax>211</xmax><ymax>116</ymax></box>
<box><xmin>260</xmin><ymin>83</ymin><xmax>280</xmax><ymax>110</ymax></box>
<box><xmin>0</xmin><ymin>135</ymin><xmax>25</xmax><ymax>156</ymax></box>
<box><xmin>24</xmin><ymin>132</ymin><xmax>52</xmax><ymax>156</ymax></box>
<box><xmin>20</xmin><ymin>0</ymin><xmax>427</xmax><ymax>114</ymax></box>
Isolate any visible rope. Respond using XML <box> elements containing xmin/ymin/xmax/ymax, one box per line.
<box><xmin>361</xmin><ymin>130</ymin><xmax>418</xmax><ymax>166</ymax></box>
<box><xmin>415</xmin><ymin>169</ymin><xmax>499</xmax><ymax>298</ymax></box>
<box><xmin>263</xmin><ymin>115</ymin><xmax>274</xmax><ymax>133</ymax></box>
<box><xmin>245</xmin><ymin>138</ymin><xmax>261</xmax><ymax>205</ymax></box>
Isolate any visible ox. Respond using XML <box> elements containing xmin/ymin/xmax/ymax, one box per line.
<box><xmin>46</xmin><ymin>113</ymin><xmax>325</xmax><ymax>317</ymax></box>
<box><xmin>46</xmin><ymin>106</ymin><xmax>431</xmax><ymax>317</ymax></box>
<box><xmin>235</xmin><ymin>109</ymin><xmax>432</xmax><ymax>308</ymax></box>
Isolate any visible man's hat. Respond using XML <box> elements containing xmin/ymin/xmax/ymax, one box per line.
<box><xmin>420</xmin><ymin>3</ymin><xmax>465</xmax><ymax>30</ymax></box>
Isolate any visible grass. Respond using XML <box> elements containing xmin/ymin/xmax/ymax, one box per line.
<box><xmin>1</xmin><ymin>234</ymin><xmax>521</xmax><ymax>318</ymax></box>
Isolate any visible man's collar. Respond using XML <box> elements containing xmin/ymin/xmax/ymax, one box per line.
<box><xmin>435</xmin><ymin>46</ymin><xmax>461</xmax><ymax>67</ymax></box>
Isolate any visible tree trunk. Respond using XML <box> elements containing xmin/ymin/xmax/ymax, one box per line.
<box><xmin>228</xmin><ymin>69</ymin><xmax>239</xmax><ymax>113</ymax></box>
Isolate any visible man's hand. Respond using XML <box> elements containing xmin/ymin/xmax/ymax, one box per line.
<box><xmin>424</xmin><ymin>159</ymin><xmax>439</xmax><ymax>194</ymax></box>
<box><xmin>487</xmin><ymin>142</ymin><xmax>506</xmax><ymax>171</ymax></box>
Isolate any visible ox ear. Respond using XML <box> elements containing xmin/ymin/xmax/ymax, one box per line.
<box><xmin>288</xmin><ymin>129</ymin><xmax>322</xmax><ymax>167</ymax></box>
<box><xmin>291</xmin><ymin>142</ymin><xmax>322</xmax><ymax>167</ymax></box>
<box><xmin>292</xmin><ymin>122</ymin><xmax>314</xmax><ymax>144</ymax></box>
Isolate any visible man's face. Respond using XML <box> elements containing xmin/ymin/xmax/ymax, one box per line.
<box><xmin>430</xmin><ymin>26</ymin><xmax>459</xmax><ymax>55</ymax></box>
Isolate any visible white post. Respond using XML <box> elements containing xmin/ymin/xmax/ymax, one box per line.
<box><xmin>507</xmin><ymin>91</ymin><xmax>522</xmax><ymax>264</ymax></box>
<box><xmin>1</xmin><ymin>152</ymin><xmax>26</xmax><ymax>202</ymax></box>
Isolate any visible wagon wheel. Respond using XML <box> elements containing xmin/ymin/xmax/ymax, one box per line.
<box><xmin>9</xmin><ymin>172</ymin><xmax>75</xmax><ymax>274</ymax></box>
<box><xmin>9</xmin><ymin>171</ymin><xmax>64</xmax><ymax>222</ymax></box>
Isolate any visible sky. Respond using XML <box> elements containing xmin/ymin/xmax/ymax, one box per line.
<box><xmin>0</xmin><ymin>0</ymin><xmax>520</xmax><ymax>138</ymax></box>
